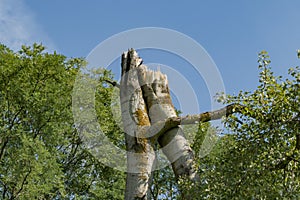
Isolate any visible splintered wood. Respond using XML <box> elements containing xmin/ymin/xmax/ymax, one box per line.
<box><xmin>121</xmin><ymin>49</ymin><xmax>155</xmax><ymax>200</ymax></box>
<box><xmin>121</xmin><ymin>49</ymin><xmax>198</xmax><ymax>199</ymax></box>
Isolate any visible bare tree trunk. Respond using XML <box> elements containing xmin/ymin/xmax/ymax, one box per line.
<box><xmin>120</xmin><ymin>49</ymin><xmax>155</xmax><ymax>200</ymax></box>
<box><xmin>117</xmin><ymin>49</ymin><xmax>243</xmax><ymax>199</ymax></box>
<box><xmin>121</xmin><ymin>49</ymin><xmax>201</xmax><ymax>199</ymax></box>
<box><xmin>137</xmin><ymin>65</ymin><xmax>199</xmax><ymax>182</ymax></box>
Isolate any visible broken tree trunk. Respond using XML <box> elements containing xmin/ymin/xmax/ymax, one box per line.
<box><xmin>120</xmin><ymin>49</ymin><xmax>202</xmax><ymax>199</ymax></box>
<box><xmin>117</xmin><ymin>49</ymin><xmax>245</xmax><ymax>199</ymax></box>
<box><xmin>120</xmin><ymin>49</ymin><xmax>155</xmax><ymax>200</ymax></box>
<box><xmin>137</xmin><ymin>66</ymin><xmax>199</xmax><ymax>182</ymax></box>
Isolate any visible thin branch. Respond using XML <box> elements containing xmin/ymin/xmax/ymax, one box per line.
<box><xmin>296</xmin><ymin>134</ymin><xmax>300</xmax><ymax>150</ymax></box>
<box><xmin>1</xmin><ymin>181</ymin><xmax>8</xmax><ymax>199</ymax></box>
<box><xmin>8</xmin><ymin>106</ymin><xmax>24</xmax><ymax>130</ymax></box>
<box><xmin>104</xmin><ymin>79</ymin><xmax>120</xmax><ymax>88</ymax></box>
<box><xmin>0</xmin><ymin>138</ymin><xmax>9</xmax><ymax>161</ymax></box>
<box><xmin>14</xmin><ymin>168</ymin><xmax>32</xmax><ymax>199</ymax></box>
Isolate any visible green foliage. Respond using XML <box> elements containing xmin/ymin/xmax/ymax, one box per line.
<box><xmin>2</xmin><ymin>44</ymin><xmax>299</xmax><ymax>199</ymax></box>
<box><xmin>0</xmin><ymin>44</ymin><xmax>124</xmax><ymax>199</ymax></box>
<box><xmin>182</xmin><ymin>51</ymin><xmax>300</xmax><ymax>199</ymax></box>
<box><xmin>150</xmin><ymin>163</ymin><xmax>178</xmax><ymax>200</ymax></box>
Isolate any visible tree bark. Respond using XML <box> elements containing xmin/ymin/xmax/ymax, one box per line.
<box><xmin>121</xmin><ymin>49</ymin><xmax>155</xmax><ymax>200</ymax></box>
<box><xmin>137</xmin><ymin>65</ymin><xmax>199</xmax><ymax>183</ymax></box>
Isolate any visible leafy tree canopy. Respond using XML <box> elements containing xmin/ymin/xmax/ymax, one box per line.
<box><xmin>0</xmin><ymin>44</ymin><xmax>125</xmax><ymax>199</ymax></box>
<box><xmin>182</xmin><ymin>51</ymin><xmax>300</xmax><ymax>199</ymax></box>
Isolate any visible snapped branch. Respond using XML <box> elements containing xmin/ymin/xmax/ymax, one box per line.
<box><xmin>145</xmin><ymin>103</ymin><xmax>243</xmax><ymax>140</ymax></box>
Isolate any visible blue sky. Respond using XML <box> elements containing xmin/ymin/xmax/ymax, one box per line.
<box><xmin>1</xmin><ymin>0</ymin><xmax>300</xmax><ymax>113</ymax></box>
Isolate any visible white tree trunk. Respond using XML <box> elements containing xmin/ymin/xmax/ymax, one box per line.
<box><xmin>120</xmin><ymin>49</ymin><xmax>155</xmax><ymax>200</ymax></box>
<box><xmin>137</xmin><ymin>66</ymin><xmax>199</xmax><ymax>182</ymax></box>
<box><xmin>120</xmin><ymin>49</ymin><xmax>202</xmax><ymax>199</ymax></box>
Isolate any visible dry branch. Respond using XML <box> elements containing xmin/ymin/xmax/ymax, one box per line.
<box><xmin>144</xmin><ymin>103</ymin><xmax>242</xmax><ymax>139</ymax></box>
<box><xmin>104</xmin><ymin>79</ymin><xmax>120</xmax><ymax>88</ymax></box>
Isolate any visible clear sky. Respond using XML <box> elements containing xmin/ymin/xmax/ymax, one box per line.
<box><xmin>1</xmin><ymin>0</ymin><xmax>300</xmax><ymax>114</ymax></box>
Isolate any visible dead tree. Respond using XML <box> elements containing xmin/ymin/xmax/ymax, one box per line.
<box><xmin>118</xmin><ymin>49</ymin><xmax>239</xmax><ymax>199</ymax></box>
<box><xmin>120</xmin><ymin>50</ymin><xmax>155</xmax><ymax>199</ymax></box>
